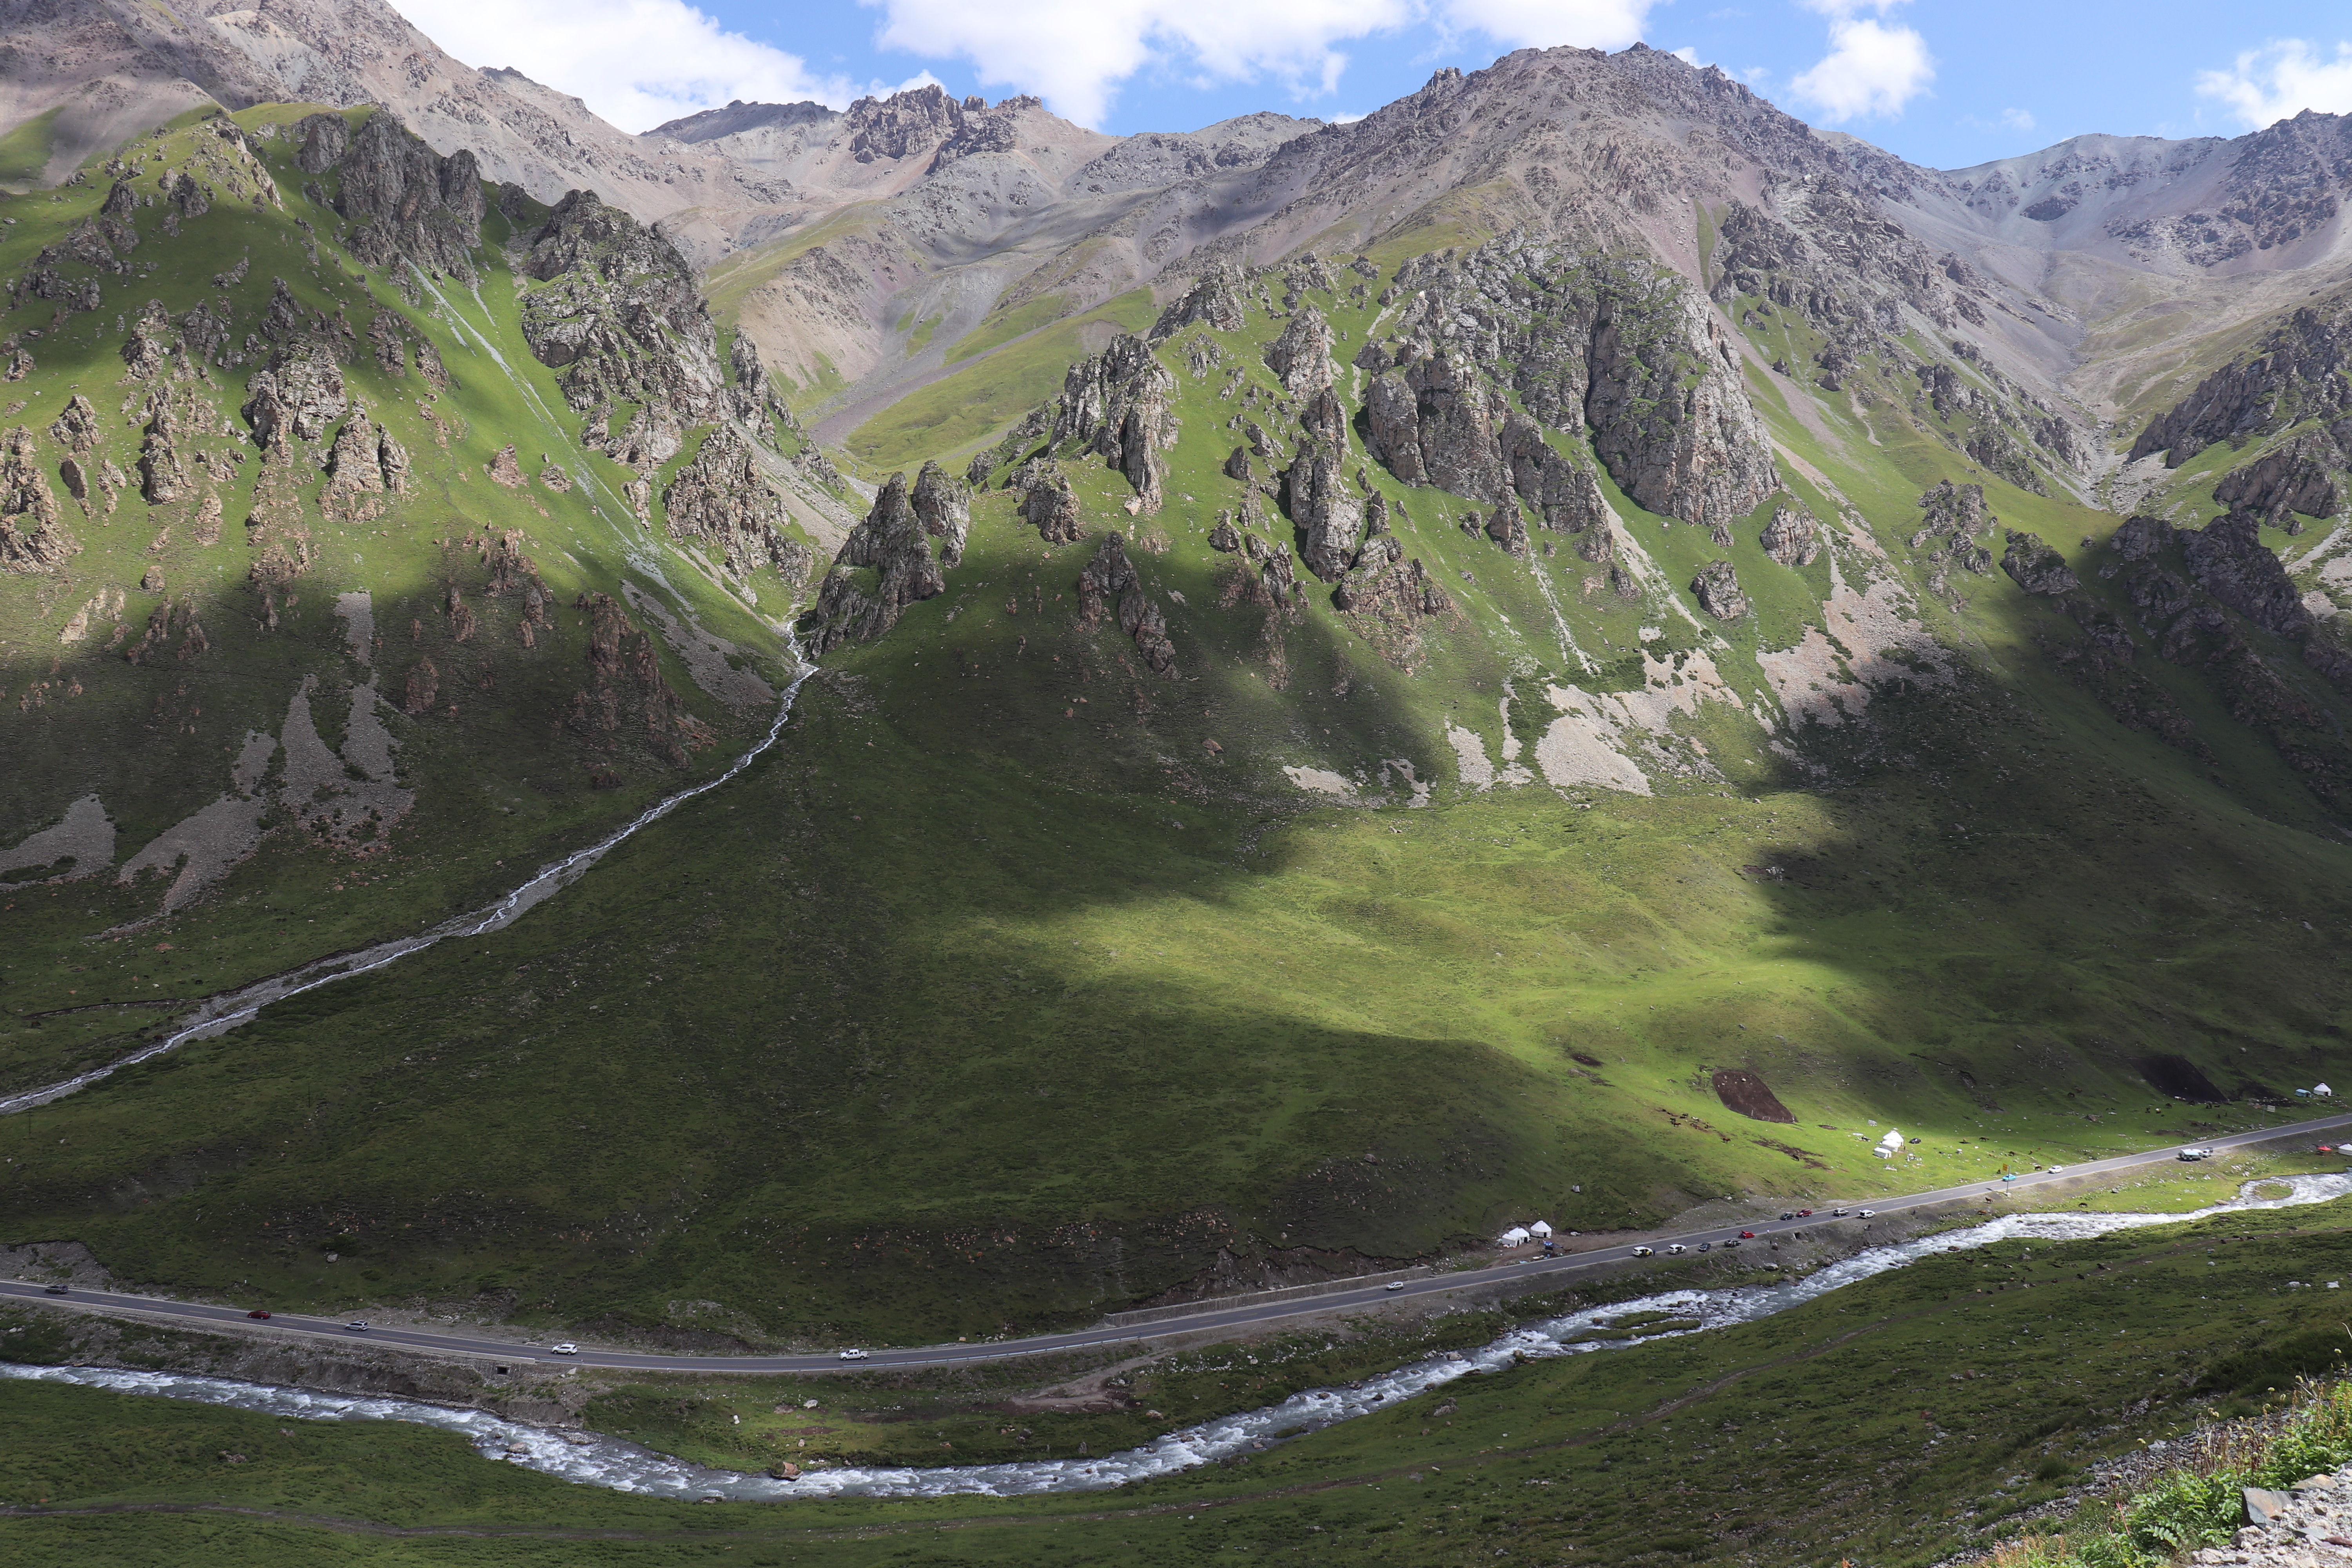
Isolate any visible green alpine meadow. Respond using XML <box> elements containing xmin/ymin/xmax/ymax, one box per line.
<box><xmin>4</xmin><ymin>3</ymin><xmax>2352</xmax><ymax>1561</ymax></box>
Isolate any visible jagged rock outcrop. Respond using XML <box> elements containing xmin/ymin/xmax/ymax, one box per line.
<box><xmin>1373</xmin><ymin>243</ymin><xmax>1777</xmax><ymax>533</ymax></box>
<box><xmin>1498</xmin><ymin>411</ymin><xmax>1612</xmax><ymax>541</ymax></box>
<box><xmin>1691</xmin><ymin>558</ymin><xmax>1748</xmax><ymax>619</ymax></box>
<box><xmin>135</xmin><ymin>397</ymin><xmax>185</xmax><ymax>504</ymax></box>
<box><xmin>0</xmin><ymin>428</ymin><xmax>77</xmax><ymax>572</ymax></box>
<box><xmin>798</xmin><ymin>463</ymin><xmax>969</xmax><ymax>653</ymax></box>
<box><xmin>1264</xmin><ymin>304</ymin><xmax>1336</xmax><ymax>396</ymax></box>
<box><xmin>241</xmin><ymin>347</ymin><xmax>348</xmax><ymax>448</ymax></box>
<box><xmin>1075</xmin><ymin>534</ymin><xmax>1177</xmax><ymax>677</ymax></box>
<box><xmin>1050</xmin><ymin>334</ymin><xmax>1177</xmax><ymax>510</ymax></box>
<box><xmin>1015</xmin><ymin>463</ymin><xmax>1085</xmax><ymax>543</ymax></box>
<box><xmin>520</xmin><ymin>190</ymin><xmax>726</xmax><ymax>426</ymax></box>
<box><xmin>1150</xmin><ymin>263</ymin><xmax>1249</xmax><ymax>339</ymax></box>
<box><xmin>48</xmin><ymin>395</ymin><xmax>98</xmax><ymax>456</ymax></box>
<box><xmin>1280</xmin><ymin>391</ymin><xmax>1362</xmax><ymax>581</ymax></box>
<box><xmin>659</xmin><ymin>425</ymin><xmax>813</xmax><ymax>582</ymax></box>
<box><xmin>1760</xmin><ymin>503</ymin><xmax>1822</xmax><ymax>567</ymax></box>
<box><xmin>2132</xmin><ymin>301</ymin><xmax>2352</xmax><ymax>466</ymax></box>
<box><xmin>2183</xmin><ymin>510</ymin><xmax>2311</xmax><ymax>639</ymax></box>
<box><xmin>330</xmin><ymin>112</ymin><xmax>486</xmax><ymax>280</ymax></box>
<box><xmin>119</xmin><ymin>299</ymin><xmax>172</xmax><ymax>380</ymax></box>
<box><xmin>2001</xmin><ymin>531</ymin><xmax>2080</xmax><ymax>596</ymax></box>
<box><xmin>2212</xmin><ymin>433</ymin><xmax>2344</xmax><ymax>524</ymax></box>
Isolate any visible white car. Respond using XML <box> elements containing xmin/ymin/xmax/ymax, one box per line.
<box><xmin>838</xmin><ymin>1348</ymin><xmax>869</xmax><ymax>1361</ymax></box>
<box><xmin>1632</xmin><ymin>1246</ymin><xmax>1653</xmax><ymax>1257</ymax></box>
<box><xmin>1385</xmin><ymin>1281</ymin><xmax>1406</xmax><ymax>1291</ymax></box>
<box><xmin>1858</xmin><ymin>1209</ymin><xmax>1875</xmax><ymax>1218</ymax></box>
<box><xmin>2049</xmin><ymin>1165</ymin><xmax>2067</xmax><ymax>1174</ymax></box>
<box><xmin>550</xmin><ymin>1343</ymin><xmax>578</xmax><ymax>1356</ymax></box>
<box><xmin>1666</xmin><ymin>1243</ymin><xmax>1686</xmax><ymax>1255</ymax></box>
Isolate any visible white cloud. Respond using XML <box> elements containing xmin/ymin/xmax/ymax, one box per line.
<box><xmin>1789</xmin><ymin>12</ymin><xmax>1933</xmax><ymax>122</ymax></box>
<box><xmin>866</xmin><ymin>0</ymin><xmax>1418</xmax><ymax>128</ymax></box>
<box><xmin>865</xmin><ymin>0</ymin><xmax>1659</xmax><ymax>129</ymax></box>
<box><xmin>2000</xmin><ymin>106</ymin><xmax>2034</xmax><ymax>131</ymax></box>
<box><xmin>388</xmin><ymin>0</ymin><xmax>877</xmax><ymax>132</ymax></box>
<box><xmin>1436</xmin><ymin>0</ymin><xmax>1656</xmax><ymax>52</ymax></box>
<box><xmin>2196</xmin><ymin>38</ymin><xmax>2352</xmax><ymax>129</ymax></box>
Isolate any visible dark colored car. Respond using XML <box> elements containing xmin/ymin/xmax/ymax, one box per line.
<box><xmin>43</xmin><ymin>1283</ymin><xmax>68</xmax><ymax>1295</ymax></box>
<box><xmin>248</xmin><ymin>1310</ymin><xmax>272</xmax><ymax>1320</ymax></box>
<box><xmin>1780</xmin><ymin>1211</ymin><xmax>1795</xmax><ymax>1220</ymax></box>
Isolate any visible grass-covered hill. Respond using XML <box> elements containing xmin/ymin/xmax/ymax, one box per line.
<box><xmin>0</xmin><ymin>103</ymin><xmax>829</xmax><ymax>1105</ymax></box>
<box><xmin>4</xmin><ymin>113</ymin><xmax>2350</xmax><ymax>1347</ymax></box>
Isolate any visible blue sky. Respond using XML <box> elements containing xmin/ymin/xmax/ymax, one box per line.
<box><xmin>393</xmin><ymin>0</ymin><xmax>2352</xmax><ymax>169</ymax></box>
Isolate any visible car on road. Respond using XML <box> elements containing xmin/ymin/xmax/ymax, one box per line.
<box><xmin>2178</xmin><ymin>1147</ymin><xmax>2214</xmax><ymax>1161</ymax></box>
<box><xmin>550</xmin><ymin>1343</ymin><xmax>579</xmax><ymax>1355</ymax></box>
<box><xmin>1780</xmin><ymin>1211</ymin><xmax>1796</xmax><ymax>1221</ymax></box>
<box><xmin>1632</xmin><ymin>1246</ymin><xmax>1653</xmax><ymax>1257</ymax></box>
<box><xmin>345</xmin><ymin>1321</ymin><xmax>369</xmax><ymax>1332</ymax></box>
<box><xmin>1385</xmin><ymin>1281</ymin><xmax>1406</xmax><ymax>1291</ymax></box>
<box><xmin>1832</xmin><ymin>1208</ymin><xmax>1851</xmax><ymax>1217</ymax></box>
<box><xmin>838</xmin><ymin>1348</ymin><xmax>869</xmax><ymax>1361</ymax></box>
<box><xmin>247</xmin><ymin>1310</ymin><xmax>271</xmax><ymax>1319</ymax></box>
<box><xmin>1696</xmin><ymin>1241</ymin><xmax>1712</xmax><ymax>1252</ymax></box>
<box><xmin>1858</xmin><ymin>1209</ymin><xmax>1875</xmax><ymax>1218</ymax></box>
<box><xmin>43</xmin><ymin>1283</ymin><xmax>67</xmax><ymax>1295</ymax></box>
<box><xmin>2049</xmin><ymin>1165</ymin><xmax>2067</xmax><ymax>1174</ymax></box>
<box><xmin>1738</xmin><ymin>1230</ymin><xmax>1756</xmax><ymax>1239</ymax></box>
<box><xmin>1796</xmin><ymin>1209</ymin><xmax>1814</xmax><ymax>1217</ymax></box>
<box><xmin>1721</xmin><ymin>1239</ymin><xmax>1742</xmax><ymax>1249</ymax></box>
<box><xmin>1666</xmin><ymin>1244</ymin><xmax>1686</xmax><ymax>1255</ymax></box>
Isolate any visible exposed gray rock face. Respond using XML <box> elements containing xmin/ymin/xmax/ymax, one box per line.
<box><xmin>119</xmin><ymin>298</ymin><xmax>172</xmax><ymax>380</ymax></box>
<box><xmin>1150</xmin><ymin>263</ymin><xmax>1249</xmax><ymax>339</ymax></box>
<box><xmin>660</xmin><ymin>424</ymin><xmax>813</xmax><ymax>583</ymax></box>
<box><xmin>376</xmin><ymin>426</ymin><xmax>410</xmax><ymax>493</ymax></box>
<box><xmin>1376</xmin><ymin>243</ymin><xmax>1777</xmax><ymax>533</ymax></box>
<box><xmin>798</xmin><ymin>462</ymin><xmax>969</xmax><ymax>653</ymax></box>
<box><xmin>1264</xmin><ymin>304</ymin><xmax>1336</xmax><ymax>396</ymax></box>
<box><xmin>1760</xmin><ymin>503</ymin><xmax>1822</xmax><ymax>566</ymax></box>
<box><xmin>324</xmin><ymin>411</ymin><xmax>385</xmax><ymax>494</ymax></box>
<box><xmin>1691</xmin><ymin>558</ymin><xmax>1748</xmax><ymax>619</ymax></box>
<box><xmin>296</xmin><ymin>112</ymin><xmax>349</xmax><ymax>174</ymax></box>
<box><xmin>1498</xmin><ymin>411</ymin><xmax>1611</xmax><ymax>538</ymax></box>
<box><xmin>0</xmin><ymin>427</ymin><xmax>77</xmax><ymax>572</ymax></box>
<box><xmin>1076</xmin><ymin>533</ymin><xmax>1178</xmax><ymax>677</ymax></box>
<box><xmin>520</xmin><ymin>190</ymin><xmax>726</xmax><ymax>426</ymax></box>
<box><xmin>241</xmin><ymin>347</ymin><xmax>348</xmax><ymax>448</ymax></box>
<box><xmin>135</xmin><ymin>396</ymin><xmax>185</xmax><ymax>504</ymax></box>
<box><xmin>1484</xmin><ymin>505</ymin><xmax>1530</xmax><ymax>557</ymax></box>
<box><xmin>1280</xmin><ymin>429</ymin><xmax>1362</xmax><ymax>582</ymax></box>
<box><xmin>1016</xmin><ymin>463</ymin><xmax>1085</xmax><ymax>543</ymax></box>
<box><xmin>2001</xmin><ymin>530</ymin><xmax>2080</xmax><ymax>596</ymax></box>
<box><xmin>48</xmin><ymin>395</ymin><xmax>99</xmax><ymax>455</ymax></box>
<box><xmin>1050</xmin><ymin>333</ymin><xmax>1177</xmax><ymax>510</ymax></box>
<box><xmin>330</xmin><ymin>111</ymin><xmax>486</xmax><ymax>281</ymax></box>
<box><xmin>2183</xmin><ymin>509</ymin><xmax>2310</xmax><ymax>638</ymax></box>
<box><xmin>2212</xmin><ymin>432</ymin><xmax>2344</xmax><ymax>523</ymax></box>
<box><xmin>2132</xmin><ymin>300</ymin><xmax>2351</xmax><ymax>466</ymax></box>
<box><xmin>1913</xmin><ymin>479</ymin><xmax>1993</xmax><ymax>545</ymax></box>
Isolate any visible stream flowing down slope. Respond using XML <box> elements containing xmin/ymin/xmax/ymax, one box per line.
<box><xmin>0</xmin><ymin>649</ymin><xmax>814</xmax><ymax>1119</ymax></box>
<box><xmin>7</xmin><ymin>1174</ymin><xmax>2347</xmax><ymax>1501</ymax></box>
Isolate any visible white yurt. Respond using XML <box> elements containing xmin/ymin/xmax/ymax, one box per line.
<box><xmin>1497</xmin><ymin>1226</ymin><xmax>1532</xmax><ymax>1247</ymax></box>
<box><xmin>1529</xmin><ymin>1220</ymin><xmax>1554</xmax><ymax>1239</ymax></box>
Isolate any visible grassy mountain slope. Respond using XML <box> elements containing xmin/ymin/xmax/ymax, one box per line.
<box><xmin>0</xmin><ymin>105</ymin><xmax>812</xmax><ymax>1102</ymax></box>
<box><xmin>4</xmin><ymin>225</ymin><xmax>2347</xmax><ymax>1345</ymax></box>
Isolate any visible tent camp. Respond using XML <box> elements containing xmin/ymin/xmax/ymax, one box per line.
<box><xmin>1497</xmin><ymin>1226</ymin><xmax>1532</xmax><ymax>1247</ymax></box>
<box><xmin>1529</xmin><ymin>1221</ymin><xmax>1554</xmax><ymax>1239</ymax></box>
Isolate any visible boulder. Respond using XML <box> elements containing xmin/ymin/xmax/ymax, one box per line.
<box><xmin>1760</xmin><ymin>503</ymin><xmax>1821</xmax><ymax>567</ymax></box>
<box><xmin>1691</xmin><ymin>559</ymin><xmax>1748</xmax><ymax>620</ymax></box>
<box><xmin>1017</xmin><ymin>464</ymin><xmax>1085</xmax><ymax>544</ymax></box>
<box><xmin>2000</xmin><ymin>531</ymin><xmax>2080</xmax><ymax>597</ymax></box>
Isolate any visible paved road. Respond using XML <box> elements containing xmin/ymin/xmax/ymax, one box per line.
<box><xmin>8</xmin><ymin>1113</ymin><xmax>2348</xmax><ymax>1374</ymax></box>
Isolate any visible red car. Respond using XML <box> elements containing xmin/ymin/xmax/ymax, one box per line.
<box><xmin>247</xmin><ymin>1310</ymin><xmax>272</xmax><ymax>1320</ymax></box>
<box><xmin>1795</xmin><ymin>1209</ymin><xmax>1814</xmax><ymax>1218</ymax></box>
<box><xmin>1738</xmin><ymin>1230</ymin><xmax>1756</xmax><ymax>1240</ymax></box>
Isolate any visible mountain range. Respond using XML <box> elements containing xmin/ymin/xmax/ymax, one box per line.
<box><xmin>1</xmin><ymin>0</ymin><xmax>2350</xmax><ymax>1348</ymax></box>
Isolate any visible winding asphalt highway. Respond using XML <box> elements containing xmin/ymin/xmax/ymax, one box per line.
<box><xmin>7</xmin><ymin>1112</ymin><xmax>2349</xmax><ymax>1375</ymax></box>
